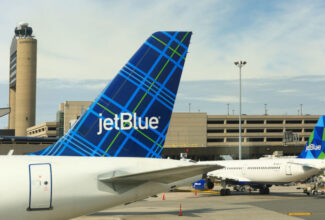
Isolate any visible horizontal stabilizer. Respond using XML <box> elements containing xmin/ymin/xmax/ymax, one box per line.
<box><xmin>98</xmin><ymin>164</ymin><xmax>223</xmax><ymax>184</ymax></box>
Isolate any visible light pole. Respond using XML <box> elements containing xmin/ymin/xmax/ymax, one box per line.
<box><xmin>234</xmin><ymin>61</ymin><xmax>247</xmax><ymax>160</ymax></box>
<box><xmin>300</xmin><ymin>104</ymin><xmax>303</xmax><ymax>116</ymax></box>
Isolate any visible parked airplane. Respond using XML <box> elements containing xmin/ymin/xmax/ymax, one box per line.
<box><xmin>0</xmin><ymin>31</ymin><xmax>222</xmax><ymax>220</ymax></box>
<box><xmin>204</xmin><ymin>116</ymin><xmax>325</xmax><ymax>196</ymax></box>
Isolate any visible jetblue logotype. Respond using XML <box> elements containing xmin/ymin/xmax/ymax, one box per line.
<box><xmin>305</xmin><ymin>144</ymin><xmax>321</xmax><ymax>151</ymax></box>
<box><xmin>97</xmin><ymin>113</ymin><xmax>159</xmax><ymax>135</ymax></box>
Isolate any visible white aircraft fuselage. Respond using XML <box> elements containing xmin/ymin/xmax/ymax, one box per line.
<box><xmin>0</xmin><ymin>156</ymin><xmax>200</xmax><ymax>220</ymax></box>
<box><xmin>208</xmin><ymin>158</ymin><xmax>325</xmax><ymax>185</ymax></box>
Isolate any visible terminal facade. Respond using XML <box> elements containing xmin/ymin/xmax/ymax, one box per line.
<box><xmin>21</xmin><ymin>100</ymin><xmax>319</xmax><ymax>159</ymax></box>
<box><xmin>164</xmin><ymin>113</ymin><xmax>318</xmax><ymax>160</ymax></box>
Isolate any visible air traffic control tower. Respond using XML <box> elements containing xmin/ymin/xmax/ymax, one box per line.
<box><xmin>8</xmin><ymin>23</ymin><xmax>37</xmax><ymax>136</ymax></box>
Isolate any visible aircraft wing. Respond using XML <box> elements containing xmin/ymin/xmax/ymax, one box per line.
<box><xmin>98</xmin><ymin>164</ymin><xmax>223</xmax><ymax>184</ymax></box>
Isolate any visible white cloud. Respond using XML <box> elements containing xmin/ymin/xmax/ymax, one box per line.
<box><xmin>0</xmin><ymin>0</ymin><xmax>323</xmax><ymax>83</ymax></box>
<box><xmin>83</xmin><ymin>83</ymin><xmax>107</xmax><ymax>90</ymax></box>
<box><xmin>278</xmin><ymin>89</ymin><xmax>296</xmax><ymax>93</ymax></box>
<box><xmin>186</xmin><ymin>1</ymin><xmax>325</xmax><ymax>81</ymax></box>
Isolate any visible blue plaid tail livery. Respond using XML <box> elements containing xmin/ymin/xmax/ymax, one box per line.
<box><xmin>298</xmin><ymin>116</ymin><xmax>325</xmax><ymax>159</ymax></box>
<box><xmin>30</xmin><ymin>31</ymin><xmax>192</xmax><ymax>157</ymax></box>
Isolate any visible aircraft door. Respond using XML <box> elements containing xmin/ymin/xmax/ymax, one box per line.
<box><xmin>285</xmin><ymin>164</ymin><xmax>292</xmax><ymax>175</ymax></box>
<box><xmin>28</xmin><ymin>163</ymin><xmax>53</xmax><ymax>210</ymax></box>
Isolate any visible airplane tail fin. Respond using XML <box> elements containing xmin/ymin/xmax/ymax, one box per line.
<box><xmin>298</xmin><ymin>116</ymin><xmax>325</xmax><ymax>159</ymax></box>
<box><xmin>31</xmin><ymin>31</ymin><xmax>192</xmax><ymax>157</ymax></box>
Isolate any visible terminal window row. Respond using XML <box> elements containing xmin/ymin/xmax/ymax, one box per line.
<box><xmin>247</xmin><ymin>129</ymin><xmax>264</xmax><ymax>133</ymax></box>
<box><xmin>226</xmin><ymin>129</ymin><xmax>244</xmax><ymax>133</ymax></box>
<box><xmin>246</xmin><ymin>137</ymin><xmax>264</xmax><ymax>142</ymax></box>
<box><xmin>266</xmin><ymin>120</ymin><xmax>282</xmax><ymax>124</ymax></box>
<box><xmin>207</xmin><ymin>137</ymin><xmax>308</xmax><ymax>143</ymax></box>
<box><xmin>28</xmin><ymin>128</ymin><xmax>46</xmax><ymax>135</ymax></box>
<box><xmin>207</xmin><ymin>128</ymin><xmax>309</xmax><ymax>133</ymax></box>
<box><xmin>207</xmin><ymin>119</ymin><xmax>318</xmax><ymax>125</ymax></box>
<box><xmin>266</xmin><ymin>138</ymin><xmax>283</xmax><ymax>142</ymax></box>
<box><xmin>226</xmin><ymin>138</ymin><xmax>244</xmax><ymax>142</ymax></box>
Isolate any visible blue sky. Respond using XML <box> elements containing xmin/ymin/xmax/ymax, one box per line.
<box><xmin>0</xmin><ymin>0</ymin><xmax>325</xmax><ymax>128</ymax></box>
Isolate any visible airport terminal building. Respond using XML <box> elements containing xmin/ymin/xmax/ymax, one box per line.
<box><xmin>1</xmin><ymin>100</ymin><xmax>318</xmax><ymax>159</ymax></box>
<box><xmin>3</xmin><ymin>99</ymin><xmax>316</xmax><ymax>159</ymax></box>
<box><xmin>164</xmin><ymin>113</ymin><xmax>318</xmax><ymax>160</ymax></box>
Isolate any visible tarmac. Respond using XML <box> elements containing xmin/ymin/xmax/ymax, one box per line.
<box><xmin>73</xmin><ymin>185</ymin><xmax>325</xmax><ymax>220</ymax></box>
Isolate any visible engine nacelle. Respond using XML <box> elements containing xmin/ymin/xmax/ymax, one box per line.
<box><xmin>192</xmin><ymin>179</ymin><xmax>214</xmax><ymax>190</ymax></box>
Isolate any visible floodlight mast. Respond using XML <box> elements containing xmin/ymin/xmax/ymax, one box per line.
<box><xmin>234</xmin><ymin>61</ymin><xmax>247</xmax><ymax>160</ymax></box>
